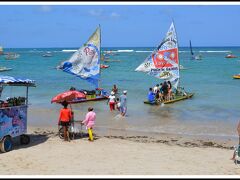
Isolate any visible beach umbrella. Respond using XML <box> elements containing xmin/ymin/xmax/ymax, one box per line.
<box><xmin>51</xmin><ymin>90</ymin><xmax>86</xmax><ymax>103</ymax></box>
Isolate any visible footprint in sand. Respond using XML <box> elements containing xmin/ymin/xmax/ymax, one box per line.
<box><xmin>113</xmin><ymin>114</ymin><xmax>124</xmax><ymax>120</ymax></box>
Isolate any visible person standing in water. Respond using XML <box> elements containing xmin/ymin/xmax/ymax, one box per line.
<box><xmin>119</xmin><ymin>90</ymin><xmax>127</xmax><ymax>117</ymax></box>
<box><xmin>112</xmin><ymin>84</ymin><xmax>118</xmax><ymax>95</ymax></box>
<box><xmin>107</xmin><ymin>91</ymin><xmax>116</xmax><ymax>111</ymax></box>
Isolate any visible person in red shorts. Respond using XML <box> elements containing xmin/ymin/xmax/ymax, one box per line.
<box><xmin>107</xmin><ymin>91</ymin><xmax>116</xmax><ymax>111</ymax></box>
<box><xmin>58</xmin><ymin>101</ymin><xmax>72</xmax><ymax>141</ymax></box>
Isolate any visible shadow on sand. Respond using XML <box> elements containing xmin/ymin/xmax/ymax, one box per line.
<box><xmin>9</xmin><ymin>131</ymin><xmax>55</xmax><ymax>152</ymax></box>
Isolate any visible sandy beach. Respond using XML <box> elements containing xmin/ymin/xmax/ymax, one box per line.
<box><xmin>0</xmin><ymin>126</ymin><xmax>239</xmax><ymax>175</ymax></box>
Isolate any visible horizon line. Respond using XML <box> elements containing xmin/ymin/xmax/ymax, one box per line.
<box><xmin>2</xmin><ymin>45</ymin><xmax>240</xmax><ymax>49</ymax></box>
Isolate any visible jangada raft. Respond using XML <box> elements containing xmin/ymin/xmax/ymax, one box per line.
<box><xmin>135</xmin><ymin>21</ymin><xmax>194</xmax><ymax>105</ymax></box>
<box><xmin>0</xmin><ymin>75</ymin><xmax>36</xmax><ymax>153</ymax></box>
<box><xmin>56</xmin><ymin>25</ymin><xmax>108</xmax><ymax>103</ymax></box>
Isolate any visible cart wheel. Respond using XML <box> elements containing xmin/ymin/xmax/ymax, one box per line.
<box><xmin>20</xmin><ymin>135</ymin><xmax>30</xmax><ymax>145</ymax></box>
<box><xmin>70</xmin><ymin>132</ymin><xmax>75</xmax><ymax>140</ymax></box>
<box><xmin>0</xmin><ymin>136</ymin><xmax>13</xmax><ymax>153</ymax></box>
<box><xmin>58</xmin><ymin>127</ymin><xmax>64</xmax><ymax>139</ymax></box>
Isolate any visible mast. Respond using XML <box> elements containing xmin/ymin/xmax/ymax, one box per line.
<box><xmin>98</xmin><ymin>24</ymin><xmax>101</xmax><ymax>89</ymax></box>
<box><xmin>172</xmin><ymin>19</ymin><xmax>180</xmax><ymax>89</ymax></box>
<box><xmin>190</xmin><ymin>40</ymin><xmax>194</xmax><ymax>56</ymax></box>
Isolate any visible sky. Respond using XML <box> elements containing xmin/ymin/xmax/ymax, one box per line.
<box><xmin>0</xmin><ymin>2</ymin><xmax>240</xmax><ymax>48</ymax></box>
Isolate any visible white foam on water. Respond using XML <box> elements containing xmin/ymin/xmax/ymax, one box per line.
<box><xmin>117</xmin><ymin>49</ymin><xmax>134</xmax><ymax>52</ymax></box>
<box><xmin>135</xmin><ymin>50</ymin><xmax>152</xmax><ymax>53</ymax></box>
<box><xmin>62</xmin><ymin>49</ymin><xmax>78</xmax><ymax>52</ymax></box>
<box><xmin>199</xmin><ymin>50</ymin><xmax>231</xmax><ymax>53</ymax></box>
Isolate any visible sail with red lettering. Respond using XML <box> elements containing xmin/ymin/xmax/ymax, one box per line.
<box><xmin>135</xmin><ymin>22</ymin><xmax>180</xmax><ymax>89</ymax></box>
<box><xmin>57</xmin><ymin>25</ymin><xmax>101</xmax><ymax>88</ymax></box>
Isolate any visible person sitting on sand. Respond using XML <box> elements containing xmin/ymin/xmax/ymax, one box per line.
<box><xmin>58</xmin><ymin>101</ymin><xmax>72</xmax><ymax>142</ymax></box>
<box><xmin>81</xmin><ymin>107</ymin><xmax>96</xmax><ymax>141</ymax></box>
<box><xmin>231</xmin><ymin>121</ymin><xmax>240</xmax><ymax>161</ymax></box>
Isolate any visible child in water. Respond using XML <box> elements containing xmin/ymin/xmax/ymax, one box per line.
<box><xmin>116</xmin><ymin>98</ymin><xmax>120</xmax><ymax>111</ymax></box>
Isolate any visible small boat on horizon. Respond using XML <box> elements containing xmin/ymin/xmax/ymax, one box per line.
<box><xmin>190</xmin><ymin>40</ymin><xmax>202</xmax><ymax>60</ymax></box>
<box><xmin>4</xmin><ymin>52</ymin><xmax>20</xmax><ymax>60</ymax></box>
<box><xmin>0</xmin><ymin>67</ymin><xmax>12</xmax><ymax>72</ymax></box>
<box><xmin>42</xmin><ymin>51</ymin><xmax>53</xmax><ymax>57</ymax></box>
<box><xmin>233</xmin><ymin>74</ymin><xmax>240</xmax><ymax>79</ymax></box>
<box><xmin>225</xmin><ymin>53</ymin><xmax>237</xmax><ymax>58</ymax></box>
<box><xmin>180</xmin><ymin>65</ymin><xmax>188</xmax><ymax>70</ymax></box>
<box><xmin>100</xmin><ymin>64</ymin><xmax>109</xmax><ymax>69</ymax></box>
<box><xmin>0</xmin><ymin>46</ymin><xmax>4</xmax><ymax>55</ymax></box>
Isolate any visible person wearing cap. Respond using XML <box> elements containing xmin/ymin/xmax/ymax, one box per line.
<box><xmin>119</xmin><ymin>90</ymin><xmax>127</xmax><ymax>116</ymax></box>
<box><xmin>107</xmin><ymin>91</ymin><xmax>116</xmax><ymax>111</ymax></box>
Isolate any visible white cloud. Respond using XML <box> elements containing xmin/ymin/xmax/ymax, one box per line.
<box><xmin>89</xmin><ymin>9</ymin><xmax>104</xmax><ymax>17</ymax></box>
<box><xmin>40</xmin><ymin>5</ymin><xmax>52</xmax><ymax>12</ymax></box>
<box><xmin>110</xmin><ymin>12</ymin><xmax>120</xmax><ymax>18</ymax></box>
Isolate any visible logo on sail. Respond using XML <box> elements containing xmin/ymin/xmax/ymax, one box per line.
<box><xmin>152</xmin><ymin>48</ymin><xmax>178</xmax><ymax>68</ymax></box>
<box><xmin>159</xmin><ymin>71</ymin><xmax>173</xmax><ymax>79</ymax></box>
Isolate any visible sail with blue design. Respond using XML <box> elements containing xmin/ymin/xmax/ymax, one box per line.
<box><xmin>135</xmin><ymin>22</ymin><xmax>180</xmax><ymax>89</ymax></box>
<box><xmin>58</xmin><ymin>26</ymin><xmax>101</xmax><ymax>88</ymax></box>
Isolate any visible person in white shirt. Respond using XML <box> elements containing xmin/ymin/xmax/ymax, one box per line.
<box><xmin>153</xmin><ymin>84</ymin><xmax>160</xmax><ymax>94</ymax></box>
<box><xmin>107</xmin><ymin>91</ymin><xmax>116</xmax><ymax>111</ymax></box>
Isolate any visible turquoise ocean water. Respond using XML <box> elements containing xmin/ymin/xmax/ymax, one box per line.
<box><xmin>0</xmin><ymin>47</ymin><xmax>240</xmax><ymax>139</ymax></box>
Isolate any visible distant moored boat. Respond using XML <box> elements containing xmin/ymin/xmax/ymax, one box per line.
<box><xmin>0</xmin><ymin>46</ymin><xmax>3</xmax><ymax>55</ymax></box>
<box><xmin>42</xmin><ymin>51</ymin><xmax>53</xmax><ymax>57</ymax></box>
<box><xmin>0</xmin><ymin>67</ymin><xmax>12</xmax><ymax>72</ymax></box>
<box><xmin>190</xmin><ymin>40</ymin><xmax>202</xmax><ymax>60</ymax></box>
<box><xmin>225</xmin><ymin>53</ymin><xmax>237</xmax><ymax>58</ymax></box>
<box><xmin>5</xmin><ymin>52</ymin><xmax>20</xmax><ymax>60</ymax></box>
<box><xmin>233</xmin><ymin>74</ymin><xmax>240</xmax><ymax>79</ymax></box>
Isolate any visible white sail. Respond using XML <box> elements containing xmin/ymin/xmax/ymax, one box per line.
<box><xmin>135</xmin><ymin>22</ymin><xmax>180</xmax><ymax>89</ymax></box>
<box><xmin>58</xmin><ymin>26</ymin><xmax>101</xmax><ymax>88</ymax></box>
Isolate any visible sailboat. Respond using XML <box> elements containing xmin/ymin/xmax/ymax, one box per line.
<box><xmin>4</xmin><ymin>52</ymin><xmax>20</xmax><ymax>60</ymax></box>
<box><xmin>135</xmin><ymin>22</ymin><xmax>194</xmax><ymax>105</ymax></box>
<box><xmin>225</xmin><ymin>52</ymin><xmax>237</xmax><ymax>58</ymax></box>
<box><xmin>0</xmin><ymin>67</ymin><xmax>12</xmax><ymax>72</ymax></box>
<box><xmin>56</xmin><ymin>25</ymin><xmax>109</xmax><ymax>103</ymax></box>
<box><xmin>0</xmin><ymin>46</ymin><xmax>3</xmax><ymax>55</ymax></box>
<box><xmin>190</xmin><ymin>40</ymin><xmax>202</xmax><ymax>60</ymax></box>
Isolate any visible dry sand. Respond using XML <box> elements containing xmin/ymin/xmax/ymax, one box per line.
<box><xmin>0</xmin><ymin>127</ymin><xmax>239</xmax><ymax>175</ymax></box>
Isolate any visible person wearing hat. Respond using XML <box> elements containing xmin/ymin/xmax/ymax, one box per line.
<box><xmin>107</xmin><ymin>91</ymin><xmax>116</xmax><ymax>111</ymax></box>
<box><xmin>119</xmin><ymin>90</ymin><xmax>127</xmax><ymax>116</ymax></box>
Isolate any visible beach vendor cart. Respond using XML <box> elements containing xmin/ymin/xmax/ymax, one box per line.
<box><xmin>0</xmin><ymin>75</ymin><xmax>35</xmax><ymax>153</ymax></box>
